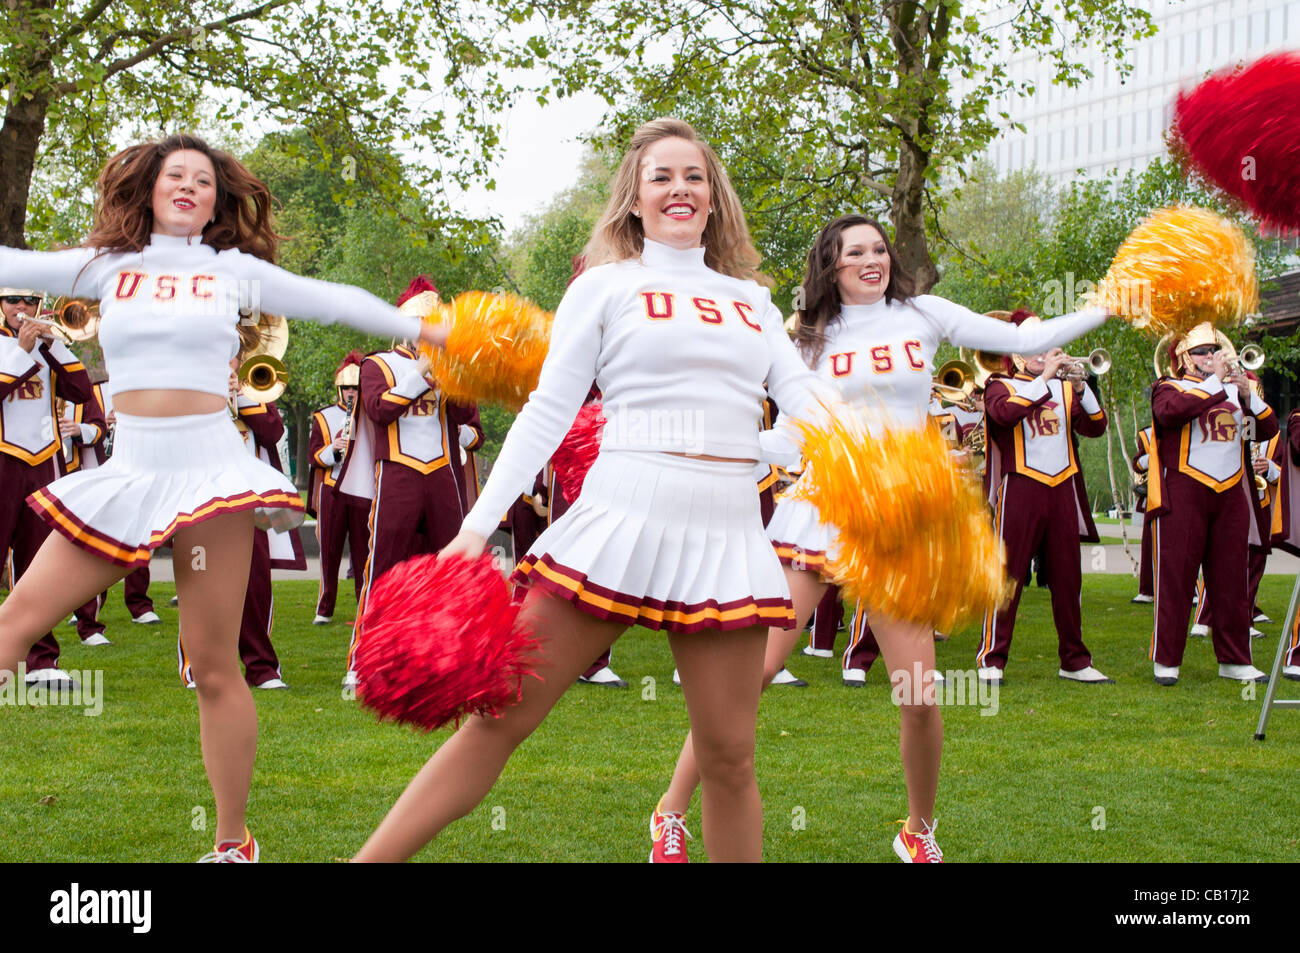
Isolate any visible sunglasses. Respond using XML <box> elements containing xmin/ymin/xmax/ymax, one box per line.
<box><xmin>1</xmin><ymin>295</ymin><xmax>41</xmax><ymax>306</ymax></box>
<box><xmin>1187</xmin><ymin>346</ymin><xmax>1218</xmax><ymax>357</ymax></box>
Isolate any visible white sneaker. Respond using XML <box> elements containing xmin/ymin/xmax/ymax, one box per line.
<box><xmin>977</xmin><ymin>666</ymin><xmax>1003</xmax><ymax>684</ymax></box>
<box><xmin>81</xmin><ymin>633</ymin><xmax>111</xmax><ymax>646</ymax></box>
<box><xmin>1059</xmin><ymin>665</ymin><xmax>1114</xmax><ymax>684</ymax></box>
<box><xmin>169</xmin><ymin>595</ymin><xmax>179</xmax><ymax>607</ymax></box>
<box><xmin>671</xmin><ymin>668</ymin><xmax>681</xmax><ymax>686</ymax></box>
<box><xmin>1154</xmin><ymin>663</ymin><xmax>1180</xmax><ymax>686</ymax></box>
<box><xmin>1249</xmin><ymin>627</ymin><xmax>1264</xmax><ymax>639</ymax></box>
<box><xmin>312</xmin><ymin>614</ymin><xmax>332</xmax><ymax>625</ymax></box>
<box><xmin>186</xmin><ymin>679</ymin><xmax>196</xmax><ymax>690</ymax></box>
<box><xmin>842</xmin><ymin>667</ymin><xmax>867</xmax><ymax>687</ymax></box>
<box><xmin>801</xmin><ymin>646</ymin><xmax>834</xmax><ymax>658</ymax></box>
<box><xmin>931</xmin><ymin>669</ymin><xmax>945</xmax><ymax>683</ymax></box>
<box><xmin>341</xmin><ymin>670</ymin><xmax>358</xmax><ymax>691</ymax></box>
<box><xmin>24</xmin><ymin>668</ymin><xmax>80</xmax><ymax>690</ymax></box>
<box><xmin>132</xmin><ymin>611</ymin><xmax>161</xmax><ymax>624</ymax></box>
<box><xmin>65</xmin><ymin>614</ymin><xmax>77</xmax><ymax>626</ymax></box>
<box><xmin>1189</xmin><ymin>623</ymin><xmax>1209</xmax><ymax>637</ymax></box>
<box><xmin>578</xmin><ymin>665</ymin><xmax>628</xmax><ymax>688</ymax></box>
<box><xmin>1254</xmin><ymin>611</ymin><xmax>1271</xmax><ymax>624</ymax></box>
<box><xmin>255</xmin><ymin>678</ymin><xmax>289</xmax><ymax>690</ymax></box>
<box><xmin>1130</xmin><ymin>593</ymin><xmax>1154</xmax><ymax>604</ymax></box>
<box><xmin>1283</xmin><ymin>665</ymin><xmax>1300</xmax><ymax>681</ymax></box>
<box><xmin>1218</xmin><ymin>663</ymin><xmax>1267</xmax><ymax>683</ymax></box>
<box><xmin>770</xmin><ymin>667</ymin><xmax>808</xmax><ymax>687</ymax></box>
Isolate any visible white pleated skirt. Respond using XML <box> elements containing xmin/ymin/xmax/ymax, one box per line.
<box><xmin>765</xmin><ymin>472</ymin><xmax>838</xmax><ymax>576</ymax></box>
<box><xmin>29</xmin><ymin>410</ymin><xmax>305</xmax><ymax>568</ymax></box>
<box><xmin>513</xmin><ymin>450</ymin><xmax>795</xmax><ymax>633</ymax></box>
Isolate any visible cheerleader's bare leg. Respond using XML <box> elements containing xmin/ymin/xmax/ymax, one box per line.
<box><xmin>667</xmin><ymin>624</ymin><xmax>768</xmax><ymax>862</ymax></box>
<box><xmin>171</xmin><ymin>510</ymin><xmax>257</xmax><ymax>846</ymax></box>
<box><xmin>0</xmin><ymin>534</ymin><xmax>129</xmax><ymax>682</ymax></box>
<box><xmin>659</xmin><ymin>566</ymin><xmax>827</xmax><ymax>816</ymax></box>
<box><xmin>354</xmin><ymin>588</ymin><xmax>624</xmax><ymax>862</ymax></box>
<box><xmin>863</xmin><ymin>609</ymin><xmax>941</xmax><ymax>830</ymax></box>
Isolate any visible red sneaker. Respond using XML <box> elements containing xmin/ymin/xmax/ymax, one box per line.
<box><xmin>893</xmin><ymin>819</ymin><xmax>943</xmax><ymax>863</ymax></box>
<box><xmin>649</xmin><ymin>802</ymin><xmax>691</xmax><ymax>864</ymax></box>
<box><xmin>198</xmin><ymin>828</ymin><xmax>260</xmax><ymax>863</ymax></box>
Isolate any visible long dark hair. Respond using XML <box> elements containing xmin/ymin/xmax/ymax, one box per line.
<box><xmin>84</xmin><ymin>134</ymin><xmax>281</xmax><ymax>262</ymax></box>
<box><xmin>793</xmin><ymin>214</ymin><xmax>915</xmax><ymax>366</ymax></box>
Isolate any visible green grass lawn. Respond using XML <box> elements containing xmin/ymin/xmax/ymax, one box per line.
<box><xmin>2</xmin><ymin>576</ymin><xmax>1298</xmax><ymax>863</ymax></box>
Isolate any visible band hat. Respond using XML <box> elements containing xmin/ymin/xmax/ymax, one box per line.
<box><xmin>1174</xmin><ymin>321</ymin><xmax>1218</xmax><ymax>357</ymax></box>
<box><xmin>0</xmin><ymin>287</ymin><xmax>42</xmax><ymax>298</ymax></box>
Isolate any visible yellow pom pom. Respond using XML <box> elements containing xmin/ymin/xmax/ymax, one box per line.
<box><xmin>792</xmin><ymin>410</ymin><xmax>1009</xmax><ymax>630</ymax></box>
<box><xmin>418</xmin><ymin>291</ymin><xmax>553</xmax><ymax>410</ymax></box>
<box><xmin>1096</xmin><ymin>206</ymin><xmax>1258</xmax><ymax>336</ymax></box>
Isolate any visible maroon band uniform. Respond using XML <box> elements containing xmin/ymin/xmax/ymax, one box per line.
<box><xmin>0</xmin><ymin>323</ymin><xmax>95</xmax><ymax>675</ymax></box>
<box><xmin>308</xmin><ymin>397</ymin><xmax>370</xmax><ymax>619</ymax></box>
<box><xmin>978</xmin><ymin>371</ymin><xmax>1107</xmax><ymax>675</ymax></box>
<box><xmin>1132</xmin><ymin>426</ymin><xmax>1155</xmax><ymax>600</ymax></box>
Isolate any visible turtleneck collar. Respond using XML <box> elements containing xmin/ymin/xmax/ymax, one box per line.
<box><xmin>640</xmin><ymin>238</ymin><xmax>707</xmax><ymax>270</ymax></box>
<box><xmin>840</xmin><ymin>299</ymin><xmax>892</xmax><ymax>322</ymax></box>
<box><xmin>149</xmin><ymin>232</ymin><xmax>208</xmax><ymax>250</ymax></box>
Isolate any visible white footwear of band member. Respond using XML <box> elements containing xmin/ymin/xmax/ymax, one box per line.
<box><xmin>1218</xmin><ymin>663</ymin><xmax>1268</xmax><ymax>683</ymax></box>
<box><xmin>1153</xmin><ymin>663</ymin><xmax>1180</xmax><ymax>686</ymax></box>
<box><xmin>1189</xmin><ymin>623</ymin><xmax>1209</xmax><ymax>637</ymax></box>
<box><xmin>1059</xmin><ymin>665</ymin><xmax>1114</xmax><ymax>684</ymax></box>
<box><xmin>842</xmin><ymin>667</ymin><xmax>867</xmax><ymax>687</ymax></box>
<box><xmin>1249</xmin><ymin>627</ymin><xmax>1264</xmax><ymax>639</ymax></box>
<box><xmin>65</xmin><ymin>614</ymin><xmax>77</xmax><ymax>626</ymax></box>
<box><xmin>255</xmin><ymin>678</ymin><xmax>289</xmax><ymax>690</ymax></box>
<box><xmin>578</xmin><ymin>665</ymin><xmax>628</xmax><ymax>688</ymax></box>
<box><xmin>671</xmin><ymin>668</ymin><xmax>681</xmax><ymax>686</ymax></box>
<box><xmin>977</xmin><ymin>666</ymin><xmax>1003</xmax><ymax>684</ymax></box>
<box><xmin>132</xmin><ymin>611</ymin><xmax>161</xmax><ymax>624</ymax></box>
<box><xmin>801</xmin><ymin>646</ymin><xmax>834</xmax><ymax>658</ymax></box>
<box><xmin>312</xmin><ymin>614</ymin><xmax>332</xmax><ymax>625</ymax></box>
<box><xmin>1254</xmin><ymin>611</ymin><xmax>1271</xmax><ymax>624</ymax></box>
<box><xmin>82</xmin><ymin>633</ymin><xmax>112</xmax><ymax>646</ymax></box>
<box><xmin>24</xmin><ymin>668</ymin><xmax>80</xmax><ymax>690</ymax></box>
<box><xmin>770</xmin><ymin>667</ymin><xmax>808</xmax><ymax>687</ymax></box>
<box><xmin>1283</xmin><ymin>665</ymin><xmax>1300</xmax><ymax>681</ymax></box>
<box><xmin>341</xmin><ymin>670</ymin><xmax>358</xmax><ymax>691</ymax></box>
<box><xmin>1130</xmin><ymin>594</ymin><xmax>1154</xmax><ymax>604</ymax></box>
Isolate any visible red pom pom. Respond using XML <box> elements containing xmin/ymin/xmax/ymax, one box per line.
<box><xmin>353</xmin><ymin>553</ymin><xmax>539</xmax><ymax>731</ymax></box>
<box><xmin>1174</xmin><ymin>52</ymin><xmax>1300</xmax><ymax>230</ymax></box>
<box><xmin>551</xmin><ymin>401</ymin><xmax>605</xmax><ymax>504</ymax></box>
<box><xmin>396</xmin><ymin>275</ymin><xmax>439</xmax><ymax>308</ymax></box>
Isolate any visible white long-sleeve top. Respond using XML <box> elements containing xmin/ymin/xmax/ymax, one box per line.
<box><xmin>0</xmin><ymin>233</ymin><xmax>421</xmax><ymax>398</ymax></box>
<box><xmin>461</xmin><ymin>239</ymin><xmax>835</xmax><ymax>539</ymax></box>
<box><xmin>761</xmin><ymin>296</ymin><xmax>1107</xmax><ymax>467</ymax></box>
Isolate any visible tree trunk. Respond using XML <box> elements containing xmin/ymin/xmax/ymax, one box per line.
<box><xmin>0</xmin><ymin>87</ymin><xmax>51</xmax><ymax>249</ymax></box>
<box><xmin>892</xmin><ymin>137</ymin><xmax>938</xmax><ymax>293</ymax></box>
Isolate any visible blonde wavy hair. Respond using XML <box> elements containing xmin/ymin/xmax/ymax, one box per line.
<box><xmin>583</xmin><ymin>118</ymin><xmax>768</xmax><ymax>284</ymax></box>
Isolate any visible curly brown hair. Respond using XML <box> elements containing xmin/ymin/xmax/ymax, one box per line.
<box><xmin>793</xmin><ymin>214</ymin><xmax>915</xmax><ymax>366</ymax></box>
<box><xmin>84</xmin><ymin>134</ymin><xmax>281</xmax><ymax>262</ymax></box>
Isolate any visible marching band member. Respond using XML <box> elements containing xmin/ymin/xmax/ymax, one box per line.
<box><xmin>648</xmin><ymin>215</ymin><xmax>1110</xmax><ymax>864</ymax></box>
<box><xmin>0</xmin><ymin>134</ymin><xmax>446</xmax><ymax>862</ymax></box>
<box><xmin>1130</xmin><ymin>425</ymin><xmax>1155</xmax><ymax>604</ymax></box>
<box><xmin>338</xmin><ymin>277</ymin><xmax>480</xmax><ymax>690</ymax></box>
<box><xmin>0</xmin><ymin>287</ymin><xmax>96</xmax><ymax>686</ymax></box>
<box><xmin>308</xmin><ymin>352</ymin><xmax>368</xmax><ymax>625</ymax></box>
<box><xmin>977</xmin><ymin>317</ymin><xmax>1113</xmax><ymax>684</ymax></box>
<box><xmin>450</xmin><ymin>404</ymin><xmax>485</xmax><ymax>511</ymax></box>
<box><xmin>355</xmin><ymin>118</ymin><xmax>839</xmax><ymax>863</ymax></box>
<box><xmin>1146</xmin><ymin>324</ymin><xmax>1275</xmax><ymax>686</ymax></box>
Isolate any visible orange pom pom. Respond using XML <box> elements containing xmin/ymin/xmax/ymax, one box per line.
<box><xmin>792</xmin><ymin>409</ymin><xmax>1009</xmax><ymax>630</ymax></box>
<box><xmin>417</xmin><ymin>291</ymin><xmax>553</xmax><ymax>410</ymax></box>
<box><xmin>1095</xmin><ymin>206</ymin><xmax>1258</xmax><ymax>336</ymax></box>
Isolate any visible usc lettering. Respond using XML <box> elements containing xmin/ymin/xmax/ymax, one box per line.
<box><xmin>154</xmin><ymin>275</ymin><xmax>179</xmax><ymax>301</ymax></box>
<box><xmin>115</xmin><ymin>270</ymin><xmax>225</xmax><ymax>303</ymax></box>
<box><xmin>903</xmin><ymin>339</ymin><xmax>925</xmax><ymax>370</ymax></box>
<box><xmin>869</xmin><ymin>345</ymin><xmax>893</xmax><ymax>374</ymax></box>
<box><xmin>830</xmin><ymin>352</ymin><xmax>855</xmax><ymax>378</ymax></box>
<box><xmin>115</xmin><ymin>271</ymin><xmax>146</xmax><ymax>300</ymax></box>
<box><xmin>638</xmin><ymin>292</ymin><xmax>765</xmax><ymax>332</ymax></box>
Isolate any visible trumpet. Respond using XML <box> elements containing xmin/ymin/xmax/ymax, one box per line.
<box><xmin>1055</xmin><ymin>348</ymin><xmax>1111</xmax><ymax>381</ymax></box>
<box><xmin>932</xmin><ymin>359</ymin><xmax>979</xmax><ymax>411</ymax></box>
<box><xmin>1227</xmin><ymin>343</ymin><xmax>1265</xmax><ymax>379</ymax></box>
<box><xmin>24</xmin><ymin>298</ymin><xmax>100</xmax><ymax>344</ymax></box>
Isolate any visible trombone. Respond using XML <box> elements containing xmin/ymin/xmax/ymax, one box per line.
<box><xmin>932</xmin><ymin>359</ymin><xmax>980</xmax><ymax>411</ymax></box>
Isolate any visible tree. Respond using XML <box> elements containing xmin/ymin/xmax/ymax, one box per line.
<box><xmin>541</xmin><ymin>0</ymin><xmax>1154</xmax><ymax>291</ymax></box>
<box><xmin>0</xmin><ymin>0</ymin><xmax>549</xmax><ymax>248</ymax></box>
